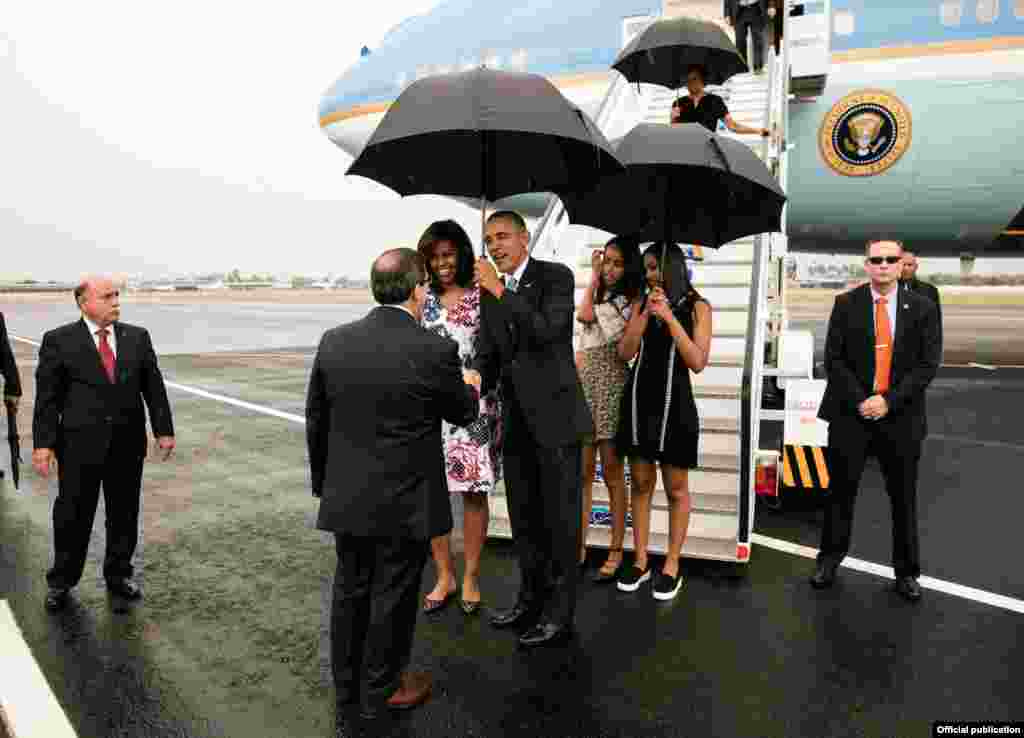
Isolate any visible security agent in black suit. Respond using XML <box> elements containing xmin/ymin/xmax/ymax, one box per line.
<box><xmin>900</xmin><ymin>249</ymin><xmax>943</xmax><ymax>349</ymax></box>
<box><xmin>724</xmin><ymin>0</ymin><xmax>776</xmax><ymax>73</ymax></box>
<box><xmin>32</xmin><ymin>276</ymin><xmax>175</xmax><ymax>612</ymax></box>
<box><xmin>0</xmin><ymin>311</ymin><xmax>22</xmax><ymax>472</ymax></box>
<box><xmin>306</xmin><ymin>249</ymin><xmax>479</xmax><ymax>719</ymax></box>
<box><xmin>812</xmin><ymin>241</ymin><xmax>941</xmax><ymax>602</ymax></box>
<box><xmin>473</xmin><ymin>211</ymin><xmax>594</xmax><ymax>648</ymax></box>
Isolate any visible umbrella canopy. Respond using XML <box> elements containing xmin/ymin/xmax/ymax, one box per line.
<box><xmin>562</xmin><ymin>123</ymin><xmax>786</xmax><ymax>248</ymax></box>
<box><xmin>346</xmin><ymin>66</ymin><xmax>623</xmax><ymax>210</ymax></box>
<box><xmin>612</xmin><ymin>16</ymin><xmax>747</xmax><ymax>89</ymax></box>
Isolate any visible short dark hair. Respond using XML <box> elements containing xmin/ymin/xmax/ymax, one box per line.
<box><xmin>74</xmin><ymin>281</ymin><xmax>88</xmax><ymax>306</ymax></box>
<box><xmin>370</xmin><ymin>248</ymin><xmax>425</xmax><ymax>305</ymax></box>
<box><xmin>486</xmin><ymin>210</ymin><xmax>527</xmax><ymax>232</ymax></box>
<box><xmin>686</xmin><ymin>64</ymin><xmax>706</xmax><ymax>83</ymax></box>
<box><xmin>417</xmin><ymin>220</ymin><xmax>475</xmax><ymax>291</ymax></box>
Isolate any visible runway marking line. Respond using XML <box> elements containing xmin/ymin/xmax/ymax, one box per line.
<box><xmin>12</xmin><ymin>334</ymin><xmax>1024</xmax><ymax>619</ymax></box>
<box><xmin>0</xmin><ymin>600</ymin><xmax>79</xmax><ymax>738</ymax></box>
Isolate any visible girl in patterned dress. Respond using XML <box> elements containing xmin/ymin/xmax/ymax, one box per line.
<box><xmin>575</xmin><ymin>237</ymin><xmax>645</xmax><ymax>582</ymax></box>
<box><xmin>417</xmin><ymin>220</ymin><xmax>502</xmax><ymax>616</ymax></box>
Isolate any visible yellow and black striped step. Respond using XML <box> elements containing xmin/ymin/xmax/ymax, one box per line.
<box><xmin>781</xmin><ymin>444</ymin><xmax>830</xmax><ymax>491</ymax></box>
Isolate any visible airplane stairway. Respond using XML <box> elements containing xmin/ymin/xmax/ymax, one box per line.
<box><xmin>488</xmin><ymin>23</ymin><xmax>789</xmax><ymax>565</ymax></box>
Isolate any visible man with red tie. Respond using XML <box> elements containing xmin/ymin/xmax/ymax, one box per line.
<box><xmin>812</xmin><ymin>240</ymin><xmax>941</xmax><ymax>601</ymax></box>
<box><xmin>32</xmin><ymin>276</ymin><xmax>175</xmax><ymax>612</ymax></box>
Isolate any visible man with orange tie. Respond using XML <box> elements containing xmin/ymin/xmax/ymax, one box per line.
<box><xmin>812</xmin><ymin>240</ymin><xmax>941</xmax><ymax>601</ymax></box>
<box><xmin>33</xmin><ymin>276</ymin><xmax>175</xmax><ymax>612</ymax></box>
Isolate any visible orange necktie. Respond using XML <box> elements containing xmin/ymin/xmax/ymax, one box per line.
<box><xmin>873</xmin><ymin>297</ymin><xmax>892</xmax><ymax>393</ymax></box>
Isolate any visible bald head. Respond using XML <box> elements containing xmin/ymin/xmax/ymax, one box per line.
<box><xmin>371</xmin><ymin>248</ymin><xmax>425</xmax><ymax>307</ymax></box>
<box><xmin>75</xmin><ymin>275</ymin><xmax>122</xmax><ymax>327</ymax></box>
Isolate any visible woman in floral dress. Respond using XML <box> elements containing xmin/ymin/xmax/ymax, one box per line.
<box><xmin>417</xmin><ymin>220</ymin><xmax>502</xmax><ymax>615</ymax></box>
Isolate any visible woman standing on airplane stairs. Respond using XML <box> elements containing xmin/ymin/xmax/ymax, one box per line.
<box><xmin>614</xmin><ymin>243</ymin><xmax>713</xmax><ymax>602</ymax></box>
<box><xmin>574</xmin><ymin>237</ymin><xmax>645</xmax><ymax>582</ymax></box>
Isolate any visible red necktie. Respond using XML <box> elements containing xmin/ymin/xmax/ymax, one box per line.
<box><xmin>98</xmin><ymin>328</ymin><xmax>116</xmax><ymax>383</ymax></box>
<box><xmin>873</xmin><ymin>297</ymin><xmax>892</xmax><ymax>393</ymax></box>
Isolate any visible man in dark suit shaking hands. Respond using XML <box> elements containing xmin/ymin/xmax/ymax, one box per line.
<box><xmin>32</xmin><ymin>276</ymin><xmax>175</xmax><ymax>612</ymax></box>
<box><xmin>474</xmin><ymin>211</ymin><xmax>593</xmax><ymax>647</ymax></box>
<box><xmin>812</xmin><ymin>240</ymin><xmax>941</xmax><ymax>601</ymax></box>
<box><xmin>306</xmin><ymin>249</ymin><xmax>479</xmax><ymax>721</ymax></box>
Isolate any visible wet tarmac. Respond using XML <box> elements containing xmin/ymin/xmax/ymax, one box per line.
<box><xmin>1</xmin><ymin>302</ymin><xmax>1023</xmax><ymax>738</ymax></box>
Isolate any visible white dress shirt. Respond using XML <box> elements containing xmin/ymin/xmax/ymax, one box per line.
<box><xmin>82</xmin><ymin>316</ymin><xmax>117</xmax><ymax>358</ymax></box>
<box><xmin>505</xmin><ymin>256</ymin><xmax>531</xmax><ymax>291</ymax></box>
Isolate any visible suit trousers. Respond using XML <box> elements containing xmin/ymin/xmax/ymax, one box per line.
<box><xmin>818</xmin><ymin>422</ymin><xmax>922</xmax><ymax>578</ymax></box>
<box><xmin>502</xmin><ymin>387</ymin><xmax>583</xmax><ymax>628</ymax></box>
<box><xmin>735</xmin><ymin>5</ymin><xmax>766</xmax><ymax>71</ymax></box>
<box><xmin>331</xmin><ymin>534</ymin><xmax>429</xmax><ymax>714</ymax></box>
<box><xmin>47</xmin><ymin>439</ymin><xmax>146</xmax><ymax>589</ymax></box>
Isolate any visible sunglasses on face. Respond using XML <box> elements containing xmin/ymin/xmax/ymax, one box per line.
<box><xmin>867</xmin><ymin>256</ymin><xmax>902</xmax><ymax>265</ymax></box>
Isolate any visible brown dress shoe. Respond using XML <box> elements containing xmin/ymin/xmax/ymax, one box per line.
<box><xmin>385</xmin><ymin>671</ymin><xmax>432</xmax><ymax>710</ymax></box>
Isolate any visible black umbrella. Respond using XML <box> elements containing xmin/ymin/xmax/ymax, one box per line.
<box><xmin>612</xmin><ymin>15</ymin><xmax>747</xmax><ymax>89</ymax></box>
<box><xmin>561</xmin><ymin>123</ymin><xmax>785</xmax><ymax>273</ymax></box>
<box><xmin>346</xmin><ymin>66</ymin><xmax>624</xmax><ymax>253</ymax></box>
<box><xmin>6</xmin><ymin>407</ymin><xmax>19</xmax><ymax>490</ymax></box>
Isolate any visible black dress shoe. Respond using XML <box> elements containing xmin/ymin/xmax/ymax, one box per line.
<box><xmin>106</xmin><ymin>578</ymin><xmax>143</xmax><ymax>600</ymax></box>
<box><xmin>810</xmin><ymin>561</ymin><xmax>838</xmax><ymax>589</ymax></box>
<box><xmin>518</xmin><ymin>622</ymin><xmax>572</xmax><ymax>648</ymax></box>
<box><xmin>489</xmin><ymin>602</ymin><xmax>539</xmax><ymax>630</ymax></box>
<box><xmin>892</xmin><ymin>576</ymin><xmax>922</xmax><ymax>602</ymax></box>
<box><xmin>45</xmin><ymin>588</ymin><xmax>69</xmax><ymax>612</ymax></box>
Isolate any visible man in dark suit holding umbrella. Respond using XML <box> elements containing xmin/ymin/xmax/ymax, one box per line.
<box><xmin>307</xmin><ymin>248</ymin><xmax>480</xmax><ymax>720</ymax></box>
<box><xmin>474</xmin><ymin>210</ymin><xmax>593</xmax><ymax>648</ymax></box>
<box><xmin>811</xmin><ymin>240</ymin><xmax>941</xmax><ymax>601</ymax></box>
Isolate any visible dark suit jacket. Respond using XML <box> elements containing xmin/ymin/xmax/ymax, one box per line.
<box><xmin>33</xmin><ymin>319</ymin><xmax>174</xmax><ymax>460</ymax></box>
<box><xmin>725</xmin><ymin>0</ymin><xmax>770</xmax><ymax>22</ymax></box>
<box><xmin>818</xmin><ymin>284</ymin><xmax>941</xmax><ymax>444</ymax></box>
<box><xmin>473</xmin><ymin>257</ymin><xmax>593</xmax><ymax>448</ymax></box>
<box><xmin>306</xmin><ymin>306</ymin><xmax>478</xmax><ymax>541</ymax></box>
<box><xmin>0</xmin><ymin>312</ymin><xmax>21</xmax><ymax>397</ymax></box>
<box><xmin>902</xmin><ymin>278</ymin><xmax>942</xmax><ymax>340</ymax></box>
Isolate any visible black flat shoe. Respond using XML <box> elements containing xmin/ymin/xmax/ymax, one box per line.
<box><xmin>489</xmin><ymin>602</ymin><xmax>540</xmax><ymax>630</ymax></box>
<box><xmin>892</xmin><ymin>576</ymin><xmax>922</xmax><ymax>602</ymax></box>
<box><xmin>810</xmin><ymin>562</ymin><xmax>837</xmax><ymax>589</ymax></box>
<box><xmin>45</xmin><ymin>587</ymin><xmax>69</xmax><ymax>612</ymax></box>
<box><xmin>106</xmin><ymin>578</ymin><xmax>142</xmax><ymax>600</ymax></box>
<box><xmin>518</xmin><ymin>622</ymin><xmax>573</xmax><ymax>648</ymax></box>
<box><xmin>460</xmin><ymin>599</ymin><xmax>481</xmax><ymax>616</ymax></box>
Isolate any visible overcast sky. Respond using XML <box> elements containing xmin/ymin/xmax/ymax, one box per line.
<box><xmin>0</xmin><ymin>0</ymin><xmax>491</xmax><ymax>280</ymax></box>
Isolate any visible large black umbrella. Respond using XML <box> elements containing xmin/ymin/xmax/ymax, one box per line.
<box><xmin>613</xmin><ymin>16</ymin><xmax>747</xmax><ymax>89</ymax></box>
<box><xmin>6</xmin><ymin>408</ymin><xmax>19</xmax><ymax>490</ymax></box>
<box><xmin>561</xmin><ymin>122</ymin><xmax>785</xmax><ymax>268</ymax></box>
<box><xmin>346</xmin><ymin>66</ymin><xmax>623</xmax><ymax>252</ymax></box>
